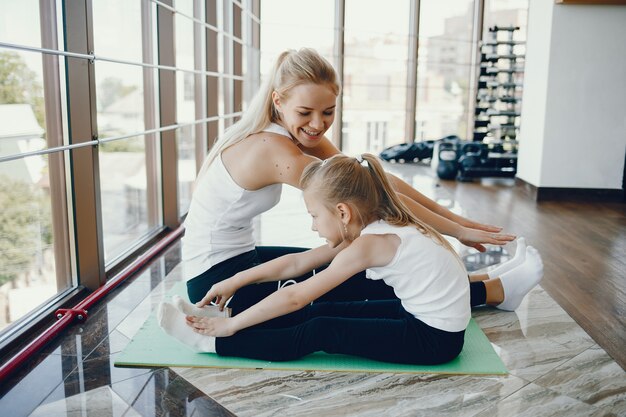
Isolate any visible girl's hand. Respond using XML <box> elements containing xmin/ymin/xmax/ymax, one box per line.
<box><xmin>457</xmin><ymin>227</ymin><xmax>516</xmax><ymax>252</ymax></box>
<box><xmin>196</xmin><ymin>279</ymin><xmax>238</xmax><ymax>310</ymax></box>
<box><xmin>186</xmin><ymin>315</ymin><xmax>237</xmax><ymax>337</ymax></box>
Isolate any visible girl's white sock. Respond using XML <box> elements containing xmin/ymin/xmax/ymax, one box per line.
<box><xmin>172</xmin><ymin>295</ymin><xmax>231</xmax><ymax>318</ymax></box>
<box><xmin>157</xmin><ymin>301</ymin><xmax>216</xmax><ymax>353</ymax></box>
<box><xmin>496</xmin><ymin>246</ymin><xmax>544</xmax><ymax>311</ymax></box>
<box><xmin>487</xmin><ymin>237</ymin><xmax>527</xmax><ymax>279</ymax></box>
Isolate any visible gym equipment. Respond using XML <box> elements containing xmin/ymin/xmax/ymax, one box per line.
<box><xmin>379</xmin><ymin>139</ymin><xmax>439</xmax><ymax>163</ymax></box>
<box><xmin>435</xmin><ymin>139</ymin><xmax>518</xmax><ymax>182</ymax></box>
<box><xmin>435</xmin><ymin>140</ymin><xmax>461</xmax><ymax>180</ymax></box>
<box><xmin>456</xmin><ymin>142</ymin><xmax>517</xmax><ymax>182</ymax></box>
<box><xmin>473</xmin><ymin>26</ymin><xmax>525</xmax><ymax>143</ymax></box>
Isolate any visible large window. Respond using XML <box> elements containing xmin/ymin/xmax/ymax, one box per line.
<box><xmin>0</xmin><ymin>0</ymin><xmax>73</xmax><ymax>335</ymax></box>
<box><xmin>0</xmin><ymin>0</ymin><xmax>260</xmax><ymax>345</ymax></box>
<box><xmin>258</xmin><ymin>0</ymin><xmax>528</xmax><ymax>149</ymax></box>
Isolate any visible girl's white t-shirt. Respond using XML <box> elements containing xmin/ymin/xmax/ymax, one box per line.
<box><xmin>361</xmin><ymin>220</ymin><xmax>471</xmax><ymax>332</ymax></box>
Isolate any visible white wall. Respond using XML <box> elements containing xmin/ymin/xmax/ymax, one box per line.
<box><xmin>516</xmin><ymin>0</ymin><xmax>554</xmax><ymax>186</ymax></box>
<box><xmin>517</xmin><ymin>1</ymin><xmax>626</xmax><ymax>189</ymax></box>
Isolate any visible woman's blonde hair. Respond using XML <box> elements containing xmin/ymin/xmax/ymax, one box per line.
<box><xmin>196</xmin><ymin>48</ymin><xmax>340</xmax><ymax>179</ymax></box>
<box><xmin>301</xmin><ymin>153</ymin><xmax>460</xmax><ymax>257</ymax></box>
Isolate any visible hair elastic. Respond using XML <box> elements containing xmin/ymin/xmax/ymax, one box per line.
<box><xmin>355</xmin><ymin>155</ymin><xmax>369</xmax><ymax>167</ymax></box>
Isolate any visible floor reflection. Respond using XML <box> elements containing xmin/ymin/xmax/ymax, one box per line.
<box><xmin>28</xmin><ymin>367</ymin><xmax>235</xmax><ymax>417</ymax></box>
<box><xmin>463</xmin><ymin>246</ymin><xmax>510</xmax><ymax>272</ymax></box>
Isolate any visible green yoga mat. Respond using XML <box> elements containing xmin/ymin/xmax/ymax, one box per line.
<box><xmin>115</xmin><ymin>283</ymin><xmax>507</xmax><ymax>375</ymax></box>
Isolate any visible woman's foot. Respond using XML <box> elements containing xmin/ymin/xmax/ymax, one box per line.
<box><xmin>487</xmin><ymin>237</ymin><xmax>527</xmax><ymax>279</ymax></box>
<box><xmin>172</xmin><ymin>295</ymin><xmax>231</xmax><ymax>318</ymax></box>
<box><xmin>495</xmin><ymin>246</ymin><xmax>544</xmax><ymax>311</ymax></box>
<box><xmin>157</xmin><ymin>302</ymin><xmax>216</xmax><ymax>352</ymax></box>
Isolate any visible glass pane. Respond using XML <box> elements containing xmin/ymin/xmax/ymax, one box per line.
<box><xmin>0</xmin><ymin>153</ymin><xmax>71</xmax><ymax>332</ymax></box>
<box><xmin>0</xmin><ymin>0</ymin><xmax>41</xmax><ymax>48</ymax></box>
<box><xmin>92</xmin><ymin>0</ymin><xmax>143</xmax><ymax>62</ymax></box>
<box><xmin>415</xmin><ymin>0</ymin><xmax>474</xmax><ymax>141</ymax></box>
<box><xmin>99</xmin><ymin>136</ymin><xmax>150</xmax><ymax>261</ymax></box>
<box><xmin>0</xmin><ymin>51</ymin><xmax>46</xmax><ymax>158</ymax></box>
<box><xmin>175</xmin><ymin>4</ymin><xmax>195</xmax><ymax>72</ymax></box>
<box><xmin>260</xmin><ymin>0</ymin><xmax>334</xmax><ymax>59</ymax></box>
<box><xmin>483</xmin><ymin>0</ymin><xmax>529</xmax><ymax>39</ymax></box>
<box><xmin>176</xmin><ymin>127</ymin><xmax>195</xmax><ymax>215</ymax></box>
<box><xmin>175</xmin><ymin>0</ymin><xmax>194</xmax><ymax>16</ymax></box>
<box><xmin>343</xmin><ymin>0</ymin><xmax>410</xmax><ymax>155</ymax></box>
<box><xmin>96</xmin><ymin>62</ymin><xmax>145</xmax><ymax>138</ymax></box>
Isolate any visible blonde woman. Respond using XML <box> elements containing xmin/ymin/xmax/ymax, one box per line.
<box><xmin>160</xmin><ymin>154</ymin><xmax>543</xmax><ymax>364</ymax></box>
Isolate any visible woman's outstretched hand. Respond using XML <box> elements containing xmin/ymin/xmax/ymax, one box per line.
<box><xmin>457</xmin><ymin>227</ymin><xmax>516</xmax><ymax>252</ymax></box>
<box><xmin>186</xmin><ymin>316</ymin><xmax>236</xmax><ymax>337</ymax></box>
<box><xmin>196</xmin><ymin>279</ymin><xmax>238</xmax><ymax>310</ymax></box>
<box><xmin>451</xmin><ymin>213</ymin><xmax>503</xmax><ymax>234</ymax></box>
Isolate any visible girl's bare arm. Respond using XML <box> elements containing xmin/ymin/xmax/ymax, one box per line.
<box><xmin>189</xmin><ymin>235</ymin><xmax>395</xmax><ymax>336</ymax></box>
<box><xmin>196</xmin><ymin>242</ymin><xmax>347</xmax><ymax>310</ymax></box>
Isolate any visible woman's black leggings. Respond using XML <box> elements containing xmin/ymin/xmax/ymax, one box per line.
<box><xmin>215</xmin><ymin>299</ymin><xmax>465</xmax><ymax>365</ymax></box>
<box><xmin>186</xmin><ymin>246</ymin><xmax>487</xmax><ymax>314</ymax></box>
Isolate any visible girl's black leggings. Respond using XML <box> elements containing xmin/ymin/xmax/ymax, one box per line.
<box><xmin>186</xmin><ymin>246</ymin><xmax>487</xmax><ymax>314</ymax></box>
<box><xmin>215</xmin><ymin>299</ymin><xmax>465</xmax><ymax>365</ymax></box>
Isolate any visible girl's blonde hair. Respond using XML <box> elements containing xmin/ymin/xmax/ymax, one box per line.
<box><xmin>196</xmin><ymin>48</ymin><xmax>340</xmax><ymax>179</ymax></box>
<box><xmin>301</xmin><ymin>153</ymin><xmax>460</xmax><ymax>257</ymax></box>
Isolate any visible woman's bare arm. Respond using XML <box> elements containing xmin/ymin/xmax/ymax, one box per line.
<box><xmin>389</xmin><ymin>173</ymin><xmax>504</xmax><ymax>233</ymax></box>
<box><xmin>234</xmin><ymin>134</ymin><xmax>514</xmax><ymax>250</ymax></box>
<box><xmin>304</xmin><ymin>137</ymin><xmax>514</xmax><ymax>250</ymax></box>
<box><xmin>397</xmin><ymin>194</ymin><xmax>515</xmax><ymax>251</ymax></box>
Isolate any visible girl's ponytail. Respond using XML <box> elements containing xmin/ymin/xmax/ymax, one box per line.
<box><xmin>360</xmin><ymin>154</ymin><xmax>458</xmax><ymax>254</ymax></box>
<box><xmin>302</xmin><ymin>153</ymin><xmax>461</xmax><ymax>259</ymax></box>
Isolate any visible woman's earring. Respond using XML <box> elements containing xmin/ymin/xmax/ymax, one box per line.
<box><xmin>343</xmin><ymin>224</ymin><xmax>348</xmax><ymax>234</ymax></box>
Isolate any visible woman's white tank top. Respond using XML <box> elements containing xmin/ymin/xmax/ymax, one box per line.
<box><xmin>181</xmin><ymin>123</ymin><xmax>291</xmax><ymax>280</ymax></box>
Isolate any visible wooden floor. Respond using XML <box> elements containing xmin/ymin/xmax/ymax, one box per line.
<box><xmin>436</xmin><ymin>175</ymin><xmax>625</xmax><ymax>370</ymax></box>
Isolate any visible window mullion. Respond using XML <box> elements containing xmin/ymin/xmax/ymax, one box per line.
<box><xmin>332</xmin><ymin>0</ymin><xmax>345</xmax><ymax>149</ymax></box>
<box><xmin>206</xmin><ymin>0</ymin><xmax>219</xmax><ymax>151</ymax></box>
<box><xmin>63</xmin><ymin>0</ymin><xmax>105</xmax><ymax>290</ymax></box>
<box><xmin>405</xmin><ymin>0</ymin><xmax>420</xmax><ymax>143</ymax></box>
<box><xmin>157</xmin><ymin>0</ymin><xmax>180</xmax><ymax>229</ymax></box>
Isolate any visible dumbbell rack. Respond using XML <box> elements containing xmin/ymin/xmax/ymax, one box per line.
<box><xmin>458</xmin><ymin>25</ymin><xmax>525</xmax><ymax>181</ymax></box>
<box><xmin>474</xmin><ymin>26</ymin><xmax>524</xmax><ymax>145</ymax></box>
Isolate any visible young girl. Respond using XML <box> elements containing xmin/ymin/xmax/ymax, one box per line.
<box><xmin>159</xmin><ymin>154</ymin><xmax>543</xmax><ymax>364</ymax></box>
<box><xmin>182</xmin><ymin>47</ymin><xmax>515</xmax><ymax>316</ymax></box>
